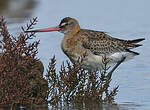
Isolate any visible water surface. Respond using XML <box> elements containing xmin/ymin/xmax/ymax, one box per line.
<box><xmin>0</xmin><ymin>0</ymin><xmax>149</xmax><ymax>110</ymax></box>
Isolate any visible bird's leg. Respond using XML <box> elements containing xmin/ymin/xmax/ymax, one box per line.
<box><xmin>107</xmin><ymin>57</ymin><xmax>126</xmax><ymax>80</ymax></box>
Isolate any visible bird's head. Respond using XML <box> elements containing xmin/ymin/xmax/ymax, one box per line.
<box><xmin>58</xmin><ymin>17</ymin><xmax>80</xmax><ymax>34</ymax></box>
<box><xmin>25</xmin><ymin>17</ymin><xmax>80</xmax><ymax>35</ymax></box>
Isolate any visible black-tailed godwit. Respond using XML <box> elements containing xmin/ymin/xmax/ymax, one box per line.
<box><xmin>26</xmin><ymin>17</ymin><xmax>145</xmax><ymax>71</ymax></box>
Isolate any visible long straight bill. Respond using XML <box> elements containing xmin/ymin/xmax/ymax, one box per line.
<box><xmin>25</xmin><ymin>26</ymin><xmax>60</xmax><ymax>33</ymax></box>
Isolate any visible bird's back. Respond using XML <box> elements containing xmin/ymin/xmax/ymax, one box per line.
<box><xmin>70</xmin><ymin>29</ymin><xmax>145</xmax><ymax>70</ymax></box>
<box><xmin>79</xmin><ymin>29</ymin><xmax>144</xmax><ymax>56</ymax></box>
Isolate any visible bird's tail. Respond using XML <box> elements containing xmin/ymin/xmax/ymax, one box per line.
<box><xmin>130</xmin><ymin>38</ymin><xmax>145</xmax><ymax>43</ymax></box>
<box><xmin>126</xmin><ymin>38</ymin><xmax>145</xmax><ymax>55</ymax></box>
<box><xmin>128</xmin><ymin>38</ymin><xmax>145</xmax><ymax>48</ymax></box>
<box><xmin>126</xmin><ymin>49</ymin><xmax>140</xmax><ymax>55</ymax></box>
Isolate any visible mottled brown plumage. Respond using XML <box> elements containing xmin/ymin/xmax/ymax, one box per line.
<box><xmin>59</xmin><ymin>17</ymin><xmax>144</xmax><ymax>70</ymax></box>
<box><xmin>26</xmin><ymin>17</ymin><xmax>145</xmax><ymax>70</ymax></box>
<box><xmin>80</xmin><ymin>29</ymin><xmax>143</xmax><ymax>55</ymax></box>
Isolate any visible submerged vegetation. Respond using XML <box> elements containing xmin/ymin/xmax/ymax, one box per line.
<box><xmin>0</xmin><ymin>17</ymin><xmax>119</xmax><ymax>107</ymax></box>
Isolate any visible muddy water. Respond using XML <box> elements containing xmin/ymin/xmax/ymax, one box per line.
<box><xmin>0</xmin><ymin>0</ymin><xmax>150</xmax><ymax>110</ymax></box>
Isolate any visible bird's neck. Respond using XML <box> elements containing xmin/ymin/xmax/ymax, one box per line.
<box><xmin>66</xmin><ymin>24</ymin><xmax>80</xmax><ymax>36</ymax></box>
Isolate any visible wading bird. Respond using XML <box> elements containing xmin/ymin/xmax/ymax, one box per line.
<box><xmin>25</xmin><ymin>17</ymin><xmax>145</xmax><ymax>74</ymax></box>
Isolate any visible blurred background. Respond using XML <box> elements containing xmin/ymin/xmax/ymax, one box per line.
<box><xmin>0</xmin><ymin>0</ymin><xmax>150</xmax><ymax>109</ymax></box>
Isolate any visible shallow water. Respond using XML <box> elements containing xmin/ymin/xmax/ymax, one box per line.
<box><xmin>0</xmin><ymin>0</ymin><xmax>150</xmax><ymax>110</ymax></box>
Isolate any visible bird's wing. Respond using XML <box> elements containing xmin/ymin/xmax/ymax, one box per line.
<box><xmin>81</xmin><ymin>29</ymin><xmax>139</xmax><ymax>56</ymax></box>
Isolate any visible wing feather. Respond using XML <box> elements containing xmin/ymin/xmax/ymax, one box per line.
<box><xmin>80</xmin><ymin>29</ymin><xmax>139</xmax><ymax>56</ymax></box>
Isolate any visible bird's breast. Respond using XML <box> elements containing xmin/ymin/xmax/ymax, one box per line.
<box><xmin>61</xmin><ymin>35</ymin><xmax>80</xmax><ymax>61</ymax></box>
<box><xmin>61</xmin><ymin>36</ymin><xmax>86</xmax><ymax>62</ymax></box>
<box><xmin>61</xmin><ymin>36</ymin><xmax>76</xmax><ymax>53</ymax></box>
